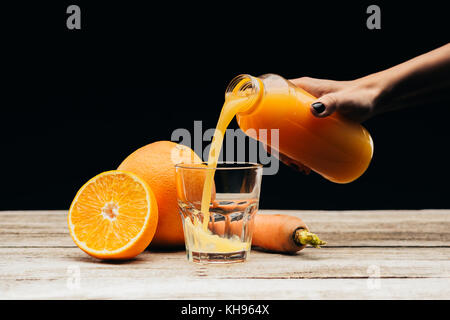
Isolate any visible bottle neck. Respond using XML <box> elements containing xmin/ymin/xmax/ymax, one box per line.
<box><xmin>225</xmin><ymin>74</ymin><xmax>264</xmax><ymax>115</ymax></box>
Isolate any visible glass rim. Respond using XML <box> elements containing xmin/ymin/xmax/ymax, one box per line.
<box><xmin>174</xmin><ymin>161</ymin><xmax>263</xmax><ymax>170</ymax></box>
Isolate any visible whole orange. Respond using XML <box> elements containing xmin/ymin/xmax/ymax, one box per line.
<box><xmin>118</xmin><ymin>141</ymin><xmax>202</xmax><ymax>247</ymax></box>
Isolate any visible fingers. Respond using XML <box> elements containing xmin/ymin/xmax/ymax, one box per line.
<box><xmin>289</xmin><ymin>77</ymin><xmax>343</xmax><ymax>97</ymax></box>
<box><xmin>310</xmin><ymin>94</ymin><xmax>338</xmax><ymax>118</ymax></box>
<box><xmin>290</xmin><ymin>77</ymin><xmax>329</xmax><ymax>97</ymax></box>
<box><xmin>290</xmin><ymin>77</ymin><xmax>320</xmax><ymax>94</ymax></box>
<box><xmin>290</xmin><ymin>76</ymin><xmax>343</xmax><ymax>118</ymax></box>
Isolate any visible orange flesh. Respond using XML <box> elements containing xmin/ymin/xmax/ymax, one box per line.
<box><xmin>68</xmin><ymin>171</ymin><xmax>158</xmax><ymax>259</ymax></box>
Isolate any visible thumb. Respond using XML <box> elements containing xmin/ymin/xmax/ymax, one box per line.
<box><xmin>310</xmin><ymin>94</ymin><xmax>338</xmax><ymax>118</ymax></box>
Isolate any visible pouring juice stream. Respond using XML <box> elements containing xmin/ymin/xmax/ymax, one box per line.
<box><xmin>200</xmin><ymin>79</ymin><xmax>262</xmax><ymax>229</ymax></box>
<box><xmin>193</xmin><ymin>74</ymin><xmax>373</xmax><ymax>253</ymax></box>
<box><xmin>180</xmin><ymin>94</ymin><xmax>255</xmax><ymax>254</ymax></box>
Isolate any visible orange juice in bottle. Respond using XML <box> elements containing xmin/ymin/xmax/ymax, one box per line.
<box><xmin>229</xmin><ymin>74</ymin><xmax>374</xmax><ymax>183</ymax></box>
<box><xmin>194</xmin><ymin>73</ymin><xmax>373</xmax><ymax>254</ymax></box>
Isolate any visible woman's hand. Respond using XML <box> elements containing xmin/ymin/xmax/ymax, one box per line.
<box><xmin>290</xmin><ymin>43</ymin><xmax>450</xmax><ymax>123</ymax></box>
<box><xmin>289</xmin><ymin>76</ymin><xmax>382</xmax><ymax>123</ymax></box>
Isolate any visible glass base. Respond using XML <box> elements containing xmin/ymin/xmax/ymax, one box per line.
<box><xmin>187</xmin><ymin>250</ymin><xmax>249</xmax><ymax>264</ymax></box>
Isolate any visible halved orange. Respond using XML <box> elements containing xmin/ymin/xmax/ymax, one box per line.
<box><xmin>68</xmin><ymin>170</ymin><xmax>158</xmax><ymax>260</ymax></box>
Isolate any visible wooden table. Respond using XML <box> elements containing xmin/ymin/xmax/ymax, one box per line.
<box><xmin>0</xmin><ymin>210</ymin><xmax>449</xmax><ymax>299</ymax></box>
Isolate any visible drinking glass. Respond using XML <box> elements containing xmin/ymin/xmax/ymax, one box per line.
<box><xmin>175</xmin><ymin>162</ymin><xmax>263</xmax><ymax>263</ymax></box>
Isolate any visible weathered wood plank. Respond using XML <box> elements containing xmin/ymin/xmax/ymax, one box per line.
<box><xmin>2</xmin><ymin>247</ymin><xmax>449</xmax><ymax>279</ymax></box>
<box><xmin>2</xmin><ymin>278</ymin><xmax>449</xmax><ymax>300</ymax></box>
<box><xmin>264</xmin><ymin>209</ymin><xmax>450</xmax><ymax>247</ymax></box>
<box><xmin>0</xmin><ymin>247</ymin><xmax>449</xmax><ymax>299</ymax></box>
<box><xmin>1</xmin><ymin>246</ymin><xmax>449</xmax><ymax>299</ymax></box>
<box><xmin>0</xmin><ymin>210</ymin><xmax>449</xmax><ymax>299</ymax></box>
<box><xmin>1</xmin><ymin>247</ymin><xmax>449</xmax><ymax>280</ymax></box>
<box><xmin>0</xmin><ymin>210</ymin><xmax>449</xmax><ymax>247</ymax></box>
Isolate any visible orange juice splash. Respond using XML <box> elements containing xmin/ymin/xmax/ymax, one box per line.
<box><xmin>200</xmin><ymin>78</ymin><xmax>262</xmax><ymax>230</ymax></box>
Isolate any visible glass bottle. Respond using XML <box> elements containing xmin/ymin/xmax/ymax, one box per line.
<box><xmin>227</xmin><ymin>73</ymin><xmax>374</xmax><ymax>183</ymax></box>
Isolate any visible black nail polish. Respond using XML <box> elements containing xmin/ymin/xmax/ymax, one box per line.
<box><xmin>312</xmin><ymin>102</ymin><xmax>325</xmax><ymax>114</ymax></box>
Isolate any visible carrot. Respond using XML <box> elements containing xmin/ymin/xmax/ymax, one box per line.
<box><xmin>208</xmin><ymin>206</ymin><xmax>326</xmax><ymax>253</ymax></box>
<box><xmin>251</xmin><ymin>214</ymin><xmax>326</xmax><ymax>253</ymax></box>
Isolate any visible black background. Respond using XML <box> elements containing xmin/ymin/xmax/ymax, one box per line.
<box><xmin>1</xmin><ymin>1</ymin><xmax>449</xmax><ymax>210</ymax></box>
<box><xmin>1</xmin><ymin>300</ymin><xmax>446</xmax><ymax>318</ymax></box>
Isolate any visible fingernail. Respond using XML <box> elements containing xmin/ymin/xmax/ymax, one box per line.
<box><xmin>312</xmin><ymin>102</ymin><xmax>325</xmax><ymax>114</ymax></box>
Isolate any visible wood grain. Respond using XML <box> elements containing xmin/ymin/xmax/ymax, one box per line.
<box><xmin>0</xmin><ymin>210</ymin><xmax>449</xmax><ymax>299</ymax></box>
